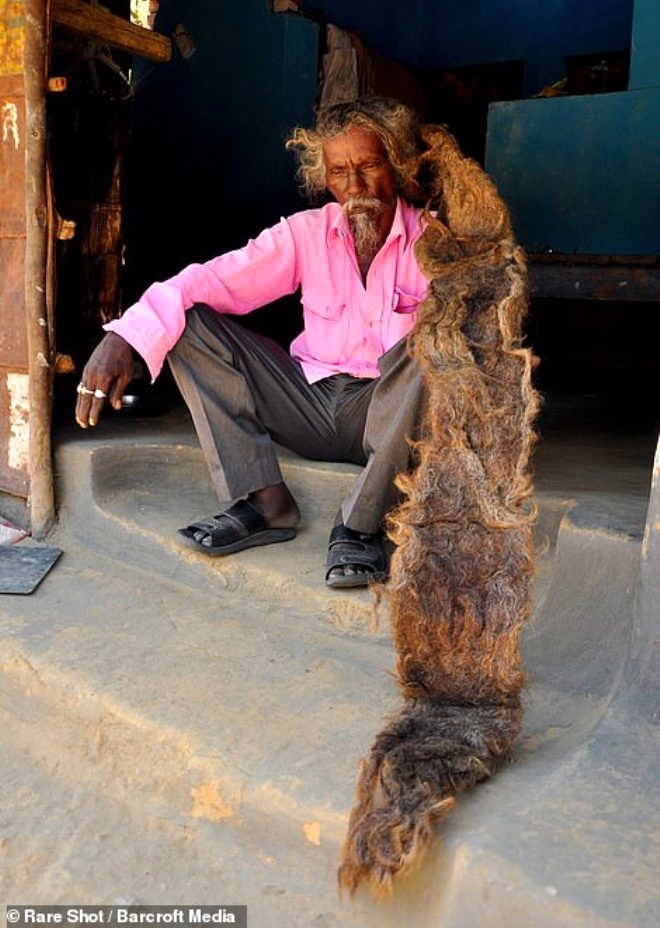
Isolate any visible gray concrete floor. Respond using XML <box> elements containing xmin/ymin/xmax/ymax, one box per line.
<box><xmin>0</xmin><ymin>390</ymin><xmax>658</xmax><ymax>926</ymax></box>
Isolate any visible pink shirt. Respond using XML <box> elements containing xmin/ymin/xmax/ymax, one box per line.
<box><xmin>105</xmin><ymin>197</ymin><xmax>429</xmax><ymax>383</ymax></box>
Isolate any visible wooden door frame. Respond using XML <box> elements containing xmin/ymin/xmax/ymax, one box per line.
<box><xmin>25</xmin><ymin>0</ymin><xmax>55</xmax><ymax>538</ymax></box>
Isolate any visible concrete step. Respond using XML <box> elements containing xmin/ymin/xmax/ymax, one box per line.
<box><xmin>56</xmin><ymin>413</ymin><xmax>384</xmax><ymax>638</ymax></box>
<box><xmin>0</xmin><ymin>548</ymin><xmax>403</xmax><ymax>923</ymax></box>
<box><xmin>0</xmin><ymin>409</ymin><xmax>658</xmax><ymax>925</ymax></box>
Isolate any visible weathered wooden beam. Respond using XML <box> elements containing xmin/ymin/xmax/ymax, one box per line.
<box><xmin>528</xmin><ymin>254</ymin><xmax>660</xmax><ymax>302</ymax></box>
<box><xmin>52</xmin><ymin>0</ymin><xmax>171</xmax><ymax>62</ymax></box>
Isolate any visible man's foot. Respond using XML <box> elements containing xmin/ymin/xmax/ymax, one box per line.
<box><xmin>325</xmin><ymin>521</ymin><xmax>389</xmax><ymax>589</ymax></box>
<box><xmin>178</xmin><ymin>482</ymin><xmax>300</xmax><ymax>556</ymax></box>
<box><xmin>249</xmin><ymin>482</ymin><xmax>300</xmax><ymax>531</ymax></box>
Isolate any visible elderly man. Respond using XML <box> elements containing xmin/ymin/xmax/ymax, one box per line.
<box><xmin>75</xmin><ymin>96</ymin><xmax>430</xmax><ymax>588</ymax></box>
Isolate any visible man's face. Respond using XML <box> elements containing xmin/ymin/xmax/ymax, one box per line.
<box><xmin>323</xmin><ymin>127</ymin><xmax>397</xmax><ymax>212</ymax></box>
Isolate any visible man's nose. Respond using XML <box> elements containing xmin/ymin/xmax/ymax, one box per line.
<box><xmin>345</xmin><ymin>169</ymin><xmax>365</xmax><ymax>195</ymax></box>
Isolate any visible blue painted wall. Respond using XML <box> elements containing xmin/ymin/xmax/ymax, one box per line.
<box><xmin>485</xmin><ymin>0</ymin><xmax>660</xmax><ymax>255</ymax></box>
<box><xmin>486</xmin><ymin>92</ymin><xmax>660</xmax><ymax>254</ymax></box>
<box><xmin>630</xmin><ymin>0</ymin><xmax>660</xmax><ymax>88</ymax></box>
<box><xmin>299</xmin><ymin>0</ymin><xmax>634</xmax><ymax>95</ymax></box>
<box><xmin>127</xmin><ymin>0</ymin><xmax>650</xmax><ymax>276</ymax></box>
<box><xmin>125</xmin><ymin>0</ymin><xmax>319</xmax><ymax>295</ymax></box>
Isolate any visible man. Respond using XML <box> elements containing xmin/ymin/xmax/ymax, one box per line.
<box><xmin>75</xmin><ymin>96</ymin><xmax>430</xmax><ymax>588</ymax></box>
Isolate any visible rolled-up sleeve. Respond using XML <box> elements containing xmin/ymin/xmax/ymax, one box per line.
<box><xmin>104</xmin><ymin>219</ymin><xmax>300</xmax><ymax>380</ymax></box>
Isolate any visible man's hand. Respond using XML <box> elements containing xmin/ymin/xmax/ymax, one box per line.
<box><xmin>75</xmin><ymin>332</ymin><xmax>136</xmax><ymax>428</ymax></box>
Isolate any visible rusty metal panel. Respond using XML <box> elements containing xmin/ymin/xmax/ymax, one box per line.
<box><xmin>0</xmin><ymin>238</ymin><xmax>28</xmax><ymax>363</ymax></box>
<box><xmin>0</xmin><ymin>0</ymin><xmax>29</xmax><ymax>500</ymax></box>
<box><xmin>0</xmin><ymin>1</ymin><xmax>25</xmax><ymax>77</ymax></box>
<box><xmin>0</xmin><ymin>81</ymin><xmax>25</xmax><ymax>235</ymax></box>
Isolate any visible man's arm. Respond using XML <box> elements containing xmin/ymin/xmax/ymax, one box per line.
<box><xmin>75</xmin><ymin>215</ymin><xmax>302</xmax><ymax>427</ymax></box>
<box><xmin>75</xmin><ymin>331</ymin><xmax>136</xmax><ymax>428</ymax></box>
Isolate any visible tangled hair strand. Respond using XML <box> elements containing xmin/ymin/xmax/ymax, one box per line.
<box><xmin>338</xmin><ymin>125</ymin><xmax>540</xmax><ymax>898</ymax></box>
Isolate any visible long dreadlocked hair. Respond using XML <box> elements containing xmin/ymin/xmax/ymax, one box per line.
<box><xmin>338</xmin><ymin>123</ymin><xmax>540</xmax><ymax>896</ymax></box>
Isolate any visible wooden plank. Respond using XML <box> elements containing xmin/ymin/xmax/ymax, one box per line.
<box><xmin>0</xmin><ymin>47</ymin><xmax>30</xmax><ymax>500</ymax></box>
<box><xmin>529</xmin><ymin>262</ymin><xmax>660</xmax><ymax>302</ymax></box>
<box><xmin>529</xmin><ymin>253</ymin><xmax>660</xmax><ymax>267</ymax></box>
<box><xmin>52</xmin><ymin>0</ymin><xmax>171</xmax><ymax>62</ymax></box>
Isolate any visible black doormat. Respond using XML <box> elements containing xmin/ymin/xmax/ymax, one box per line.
<box><xmin>0</xmin><ymin>545</ymin><xmax>63</xmax><ymax>594</ymax></box>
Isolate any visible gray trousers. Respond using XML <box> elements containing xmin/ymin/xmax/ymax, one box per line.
<box><xmin>167</xmin><ymin>305</ymin><xmax>425</xmax><ymax>534</ymax></box>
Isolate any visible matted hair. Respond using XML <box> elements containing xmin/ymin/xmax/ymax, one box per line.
<box><xmin>338</xmin><ymin>124</ymin><xmax>540</xmax><ymax>898</ymax></box>
<box><xmin>286</xmin><ymin>96</ymin><xmax>421</xmax><ymax>201</ymax></box>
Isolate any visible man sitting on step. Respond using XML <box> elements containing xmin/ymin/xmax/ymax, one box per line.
<box><xmin>75</xmin><ymin>96</ymin><xmax>430</xmax><ymax>589</ymax></box>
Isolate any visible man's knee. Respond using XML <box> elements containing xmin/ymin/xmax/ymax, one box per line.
<box><xmin>170</xmin><ymin>304</ymin><xmax>239</xmax><ymax>364</ymax></box>
<box><xmin>375</xmin><ymin>338</ymin><xmax>426</xmax><ymax>408</ymax></box>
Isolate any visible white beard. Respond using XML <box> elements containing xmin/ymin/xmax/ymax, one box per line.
<box><xmin>343</xmin><ymin>197</ymin><xmax>390</xmax><ymax>275</ymax></box>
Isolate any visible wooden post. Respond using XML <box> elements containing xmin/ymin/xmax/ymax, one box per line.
<box><xmin>24</xmin><ymin>0</ymin><xmax>55</xmax><ymax>539</ymax></box>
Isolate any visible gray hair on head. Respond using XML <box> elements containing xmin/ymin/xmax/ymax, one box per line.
<box><xmin>286</xmin><ymin>96</ymin><xmax>421</xmax><ymax>202</ymax></box>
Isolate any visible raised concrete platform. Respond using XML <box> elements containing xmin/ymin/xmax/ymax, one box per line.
<box><xmin>0</xmin><ymin>396</ymin><xmax>658</xmax><ymax>926</ymax></box>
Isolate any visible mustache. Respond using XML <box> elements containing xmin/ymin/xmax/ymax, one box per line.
<box><xmin>342</xmin><ymin>196</ymin><xmax>388</xmax><ymax>215</ymax></box>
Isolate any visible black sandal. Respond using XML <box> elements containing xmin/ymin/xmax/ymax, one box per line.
<box><xmin>178</xmin><ymin>499</ymin><xmax>297</xmax><ymax>556</ymax></box>
<box><xmin>325</xmin><ymin>522</ymin><xmax>389</xmax><ymax>589</ymax></box>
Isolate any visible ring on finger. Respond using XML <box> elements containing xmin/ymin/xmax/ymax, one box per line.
<box><xmin>77</xmin><ymin>383</ymin><xmax>95</xmax><ymax>396</ymax></box>
<box><xmin>94</xmin><ymin>388</ymin><xmax>107</xmax><ymax>399</ymax></box>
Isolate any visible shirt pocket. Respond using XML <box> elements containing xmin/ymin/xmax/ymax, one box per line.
<box><xmin>392</xmin><ymin>287</ymin><xmax>424</xmax><ymax>314</ymax></box>
<box><xmin>301</xmin><ymin>286</ymin><xmax>346</xmax><ymax>320</ymax></box>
